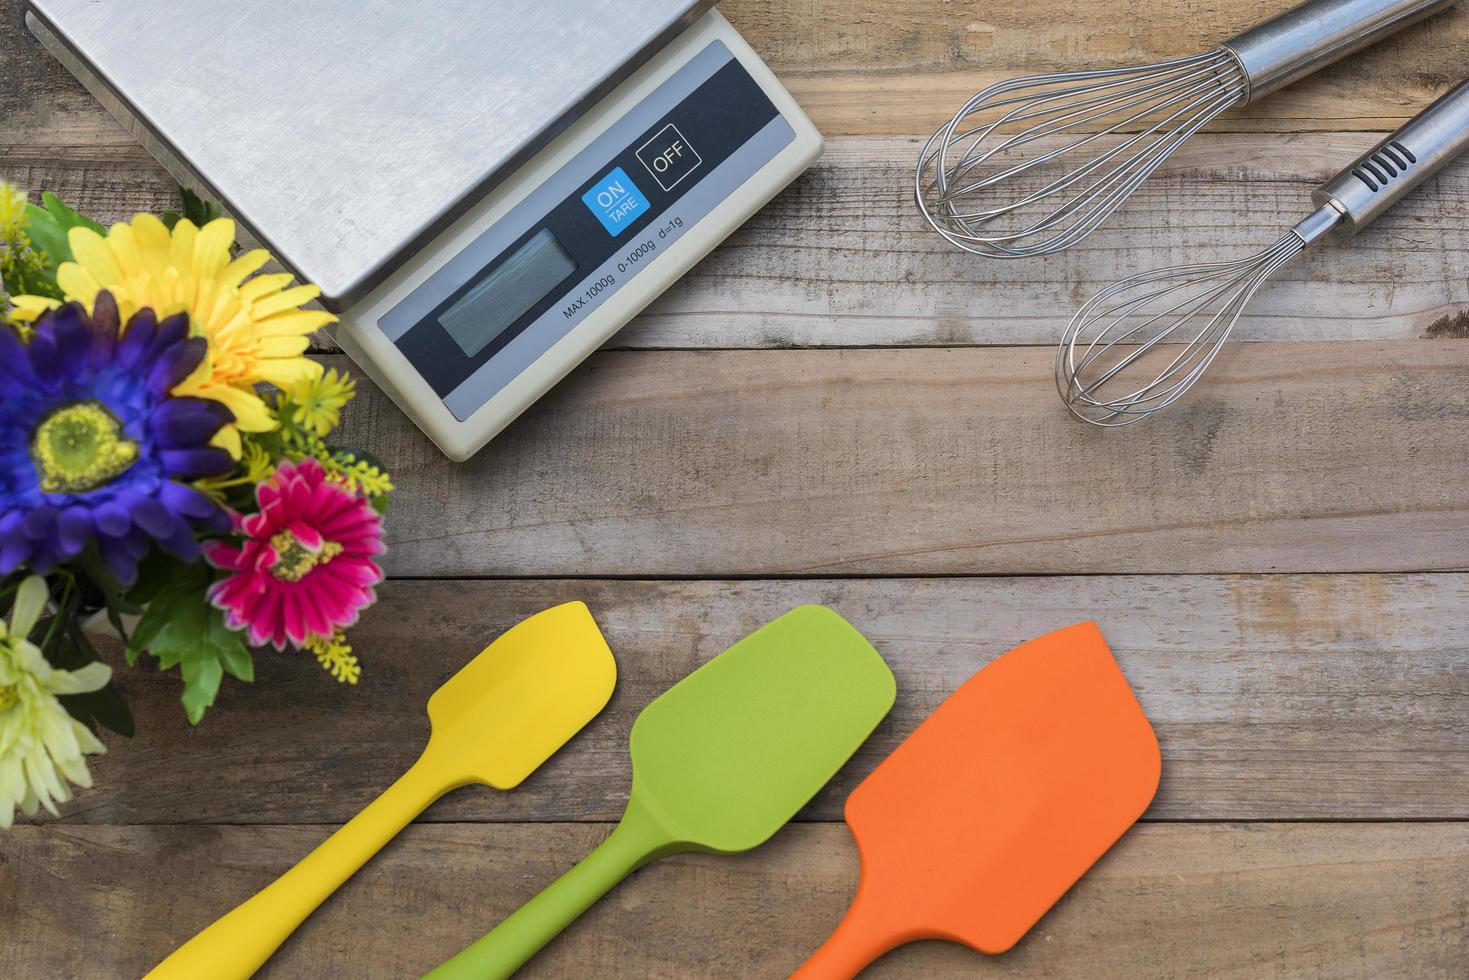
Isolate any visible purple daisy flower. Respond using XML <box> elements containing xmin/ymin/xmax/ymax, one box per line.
<box><xmin>0</xmin><ymin>291</ymin><xmax>234</xmax><ymax>583</ymax></box>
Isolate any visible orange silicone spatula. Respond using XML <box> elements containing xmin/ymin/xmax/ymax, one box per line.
<box><xmin>792</xmin><ymin>621</ymin><xmax>1161</xmax><ymax>978</ymax></box>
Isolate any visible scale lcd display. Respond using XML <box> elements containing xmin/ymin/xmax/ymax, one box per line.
<box><xmin>438</xmin><ymin>228</ymin><xmax>577</xmax><ymax>357</ymax></box>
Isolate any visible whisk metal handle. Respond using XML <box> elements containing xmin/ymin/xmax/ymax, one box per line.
<box><xmin>1221</xmin><ymin>0</ymin><xmax>1456</xmax><ymax>102</ymax></box>
<box><xmin>1311</xmin><ymin>78</ymin><xmax>1469</xmax><ymax>233</ymax></box>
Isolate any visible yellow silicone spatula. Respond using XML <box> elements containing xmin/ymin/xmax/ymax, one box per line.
<box><xmin>144</xmin><ymin>601</ymin><xmax>617</xmax><ymax>980</ymax></box>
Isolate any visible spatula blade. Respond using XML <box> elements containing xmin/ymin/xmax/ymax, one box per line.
<box><xmin>842</xmin><ymin>620</ymin><xmax>1159</xmax><ymax>955</ymax></box>
<box><xmin>628</xmin><ymin>605</ymin><xmax>896</xmax><ymax>853</ymax></box>
<box><xmin>426</xmin><ymin>601</ymin><xmax>617</xmax><ymax>789</ymax></box>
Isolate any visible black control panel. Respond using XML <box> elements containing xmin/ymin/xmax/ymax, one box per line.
<box><xmin>393</xmin><ymin>56</ymin><xmax>780</xmax><ymax>397</ymax></box>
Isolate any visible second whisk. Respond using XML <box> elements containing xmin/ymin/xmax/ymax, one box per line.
<box><xmin>1056</xmin><ymin>77</ymin><xmax>1469</xmax><ymax>425</ymax></box>
<box><xmin>915</xmin><ymin>0</ymin><xmax>1456</xmax><ymax>259</ymax></box>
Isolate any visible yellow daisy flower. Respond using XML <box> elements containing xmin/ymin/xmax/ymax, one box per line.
<box><xmin>17</xmin><ymin>215</ymin><xmax>332</xmax><ymax>454</ymax></box>
<box><xmin>290</xmin><ymin>367</ymin><xmax>356</xmax><ymax>438</ymax></box>
<box><xmin>1</xmin><ymin>576</ymin><xmax>111</xmax><ymax>829</ymax></box>
<box><xmin>240</xmin><ymin>440</ymin><xmax>275</xmax><ymax>484</ymax></box>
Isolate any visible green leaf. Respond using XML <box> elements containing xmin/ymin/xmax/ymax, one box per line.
<box><xmin>78</xmin><ymin>542</ymin><xmax>143</xmax><ymax>616</ymax></box>
<box><xmin>125</xmin><ymin>549</ymin><xmax>196</xmax><ymax>608</ymax></box>
<box><xmin>124</xmin><ymin>560</ymin><xmax>209</xmax><ymax>667</ymax></box>
<box><xmin>124</xmin><ymin>599</ymin><xmax>167</xmax><ymax>667</ymax></box>
<box><xmin>221</xmin><ymin>482</ymin><xmax>258</xmax><ymax>513</ymax></box>
<box><xmin>46</xmin><ymin>619</ymin><xmax>95</xmax><ymax>670</ymax></box>
<box><xmin>170</xmin><ymin>607</ymin><xmax>255</xmax><ymax>724</ymax></box>
<box><xmin>179</xmin><ymin>186</ymin><xmax>223</xmax><ymax>227</ymax></box>
<box><xmin>160</xmin><ymin>187</ymin><xmax>223</xmax><ymax>233</ymax></box>
<box><xmin>147</xmin><ymin>594</ymin><xmax>208</xmax><ymax>672</ymax></box>
<box><xmin>104</xmin><ymin>604</ymin><xmax>130</xmax><ymax>645</ymax></box>
<box><xmin>22</xmin><ymin>203</ymin><xmax>69</xmax><ymax>270</ymax></box>
<box><xmin>61</xmin><ymin>681</ymin><xmax>136</xmax><ymax>738</ymax></box>
<box><xmin>206</xmin><ymin>607</ymin><xmax>255</xmax><ymax>683</ymax></box>
<box><xmin>22</xmin><ymin>192</ymin><xmax>105</xmax><ymax>269</ymax></box>
<box><xmin>179</xmin><ymin>654</ymin><xmax>223</xmax><ymax>725</ymax></box>
<box><xmin>53</xmin><ymin>622</ymin><xmax>135</xmax><ymax>738</ymax></box>
<box><xmin>39</xmin><ymin>569</ymin><xmax>82</xmax><ymax>659</ymax></box>
<box><xmin>125</xmin><ymin>560</ymin><xmax>256</xmax><ymax>724</ymax></box>
<box><xmin>41</xmin><ymin>192</ymin><xmax>105</xmax><ymax>234</ymax></box>
<box><xmin>0</xmin><ymin>575</ymin><xmax>20</xmax><ymax>618</ymax></box>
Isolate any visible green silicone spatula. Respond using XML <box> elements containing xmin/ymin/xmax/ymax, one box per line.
<box><xmin>426</xmin><ymin>605</ymin><xmax>896</xmax><ymax>979</ymax></box>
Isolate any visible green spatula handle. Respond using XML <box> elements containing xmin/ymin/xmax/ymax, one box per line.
<box><xmin>427</xmin><ymin>800</ymin><xmax>671</xmax><ymax>980</ymax></box>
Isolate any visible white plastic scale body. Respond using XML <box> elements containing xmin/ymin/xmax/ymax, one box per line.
<box><xmin>24</xmin><ymin>2</ymin><xmax>821</xmax><ymax>460</ymax></box>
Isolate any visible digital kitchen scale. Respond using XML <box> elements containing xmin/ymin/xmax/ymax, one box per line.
<box><xmin>24</xmin><ymin>0</ymin><xmax>821</xmax><ymax>460</ymax></box>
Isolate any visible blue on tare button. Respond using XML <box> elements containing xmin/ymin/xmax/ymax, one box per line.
<box><xmin>581</xmin><ymin>166</ymin><xmax>648</xmax><ymax>235</ymax></box>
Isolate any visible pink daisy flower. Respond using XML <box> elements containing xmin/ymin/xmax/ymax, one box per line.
<box><xmin>204</xmin><ymin>458</ymin><xmax>384</xmax><ymax>649</ymax></box>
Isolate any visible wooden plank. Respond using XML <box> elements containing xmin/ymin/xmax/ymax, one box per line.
<box><xmin>5</xmin><ymin>133</ymin><xmax>1467</xmax><ymax>348</ymax></box>
<box><xmin>636</xmin><ymin>134</ymin><xmax>1469</xmax><ymax>348</ymax></box>
<box><xmin>3</xmin><ymin>822</ymin><xmax>1464</xmax><ymax>977</ymax></box>
<box><xmin>46</xmin><ymin>576</ymin><xmax>1469</xmax><ymax>824</ymax></box>
<box><xmin>6</xmin><ymin>1</ymin><xmax>1469</xmax><ymax>141</ymax></box>
<box><xmin>722</xmin><ymin>1</ymin><xmax>1469</xmax><ymax>136</ymax></box>
<box><xmin>316</xmin><ymin>345</ymin><xmax>1469</xmax><ymax>577</ymax></box>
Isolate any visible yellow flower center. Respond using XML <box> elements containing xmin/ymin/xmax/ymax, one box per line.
<box><xmin>268</xmin><ymin>530</ymin><xmax>343</xmax><ymax>582</ymax></box>
<box><xmin>30</xmin><ymin>401</ymin><xmax>139</xmax><ymax>494</ymax></box>
<box><xmin>0</xmin><ymin>682</ymin><xmax>18</xmax><ymax>712</ymax></box>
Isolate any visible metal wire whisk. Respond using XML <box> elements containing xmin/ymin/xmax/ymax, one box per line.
<box><xmin>915</xmin><ymin>0</ymin><xmax>1457</xmax><ymax>259</ymax></box>
<box><xmin>917</xmin><ymin>52</ymin><xmax>1246</xmax><ymax>259</ymax></box>
<box><xmin>1057</xmin><ymin>78</ymin><xmax>1469</xmax><ymax>425</ymax></box>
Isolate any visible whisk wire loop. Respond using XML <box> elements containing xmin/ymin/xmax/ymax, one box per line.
<box><xmin>939</xmin><ymin>58</ymin><xmax>1243</xmax><ymax>199</ymax></box>
<box><xmin>916</xmin><ymin>50</ymin><xmax>1248</xmax><ymax>258</ymax></box>
<box><xmin>1055</xmin><ymin>231</ymin><xmax>1310</xmax><ymax>425</ymax></box>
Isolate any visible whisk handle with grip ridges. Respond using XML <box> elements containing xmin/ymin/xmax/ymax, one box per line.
<box><xmin>1222</xmin><ymin>0</ymin><xmax>1456</xmax><ymax>102</ymax></box>
<box><xmin>1311</xmin><ymin>78</ymin><xmax>1469</xmax><ymax>234</ymax></box>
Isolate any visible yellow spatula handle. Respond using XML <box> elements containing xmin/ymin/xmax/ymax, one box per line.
<box><xmin>145</xmin><ymin>754</ymin><xmax>457</xmax><ymax>980</ymax></box>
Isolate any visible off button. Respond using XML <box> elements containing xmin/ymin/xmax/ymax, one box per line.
<box><xmin>636</xmin><ymin>123</ymin><xmax>701</xmax><ymax>191</ymax></box>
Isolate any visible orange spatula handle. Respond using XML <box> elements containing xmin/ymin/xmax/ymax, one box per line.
<box><xmin>790</xmin><ymin>896</ymin><xmax>903</xmax><ymax>980</ymax></box>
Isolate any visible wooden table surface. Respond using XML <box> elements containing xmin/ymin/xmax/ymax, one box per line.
<box><xmin>3</xmin><ymin>1</ymin><xmax>1468</xmax><ymax>976</ymax></box>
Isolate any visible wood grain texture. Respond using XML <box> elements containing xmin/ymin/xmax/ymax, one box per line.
<box><xmin>639</xmin><ymin>134</ymin><xmax>1469</xmax><ymax>348</ymax></box>
<box><xmin>2</xmin><ymin>822</ymin><xmax>1465</xmax><ymax>978</ymax></box>
<box><xmin>311</xmin><ymin>347</ymin><xmax>1469</xmax><ymax>577</ymax></box>
<box><xmin>7</xmin><ymin>131</ymin><xmax>1469</xmax><ymax>349</ymax></box>
<box><xmin>722</xmin><ymin>0</ymin><xmax>1469</xmax><ymax>135</ymax></box>
<box><xmin>39</xmin><ymin>576</ymin><xmax>1469</xmax><ymax>825</ymax></box>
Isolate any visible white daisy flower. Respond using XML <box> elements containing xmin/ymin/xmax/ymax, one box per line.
<box><xmin>0</xmin><ymin>575</ymin><xmax>111</xmax><ymax>829</ymax></box>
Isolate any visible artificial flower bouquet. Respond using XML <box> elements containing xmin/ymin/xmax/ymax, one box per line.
<box><xmin>0</xmin><ymin>181</ymin><xmax>393</xmax><ymax>828</ymax></box>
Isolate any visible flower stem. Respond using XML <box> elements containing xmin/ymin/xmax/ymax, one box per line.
<box><xmin>41</xmin><ymin>571</ymin><xmax>74</xmax><ymax>651</ymax></box>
